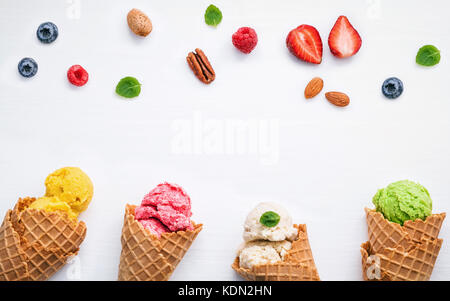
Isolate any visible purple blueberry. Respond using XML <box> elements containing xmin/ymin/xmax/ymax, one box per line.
<box><xmin>382</xmin><ymin>77</ymin><xmax>403</xmax><ymax>99</ymax></box>
<box><xmin>37</xmin><ymin>22</ymin><xmax>58</xmax><ymax>44</ymax></box>
<box><xmin>18</xmin><ymin>58</ymin><xmax>38</xmax><ymax>78</ymax></box>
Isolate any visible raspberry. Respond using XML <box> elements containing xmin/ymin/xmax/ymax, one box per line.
<box><xmin>67</xmin><ymin>65</ymin><xmax>89</xmax><ymax>86</ymax></box>
<box><xmin>232</xmin><ymin>27</ymin><xmax>258</xmax><ymax>54</ymax></box>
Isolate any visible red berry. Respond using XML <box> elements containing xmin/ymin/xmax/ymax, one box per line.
<box><xmin>232</xmin><ymin>27</ymin><xmax>258</xmax><ymax>54</ymax></box>
<box><xmin>67</xmin><ymin>65</ymin><xmax>89</xmax><ymax>86</ymax></box>
<box><xmin>286</xmin><ymin>25</ymin><xmax>323</xmax><ymax>64</ymax></box>
<box><xmin>328</xmin><ymin>16</ymin><xmax>362</xmax><ymax>58</ymax></box>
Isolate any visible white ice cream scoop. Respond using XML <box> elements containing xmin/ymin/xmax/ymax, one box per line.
<box><xmin>238</xmin><ymin>240</ymin><xmax>293</xmax><ymax>269</ymax></box>
<box><xmin>243</xmin><ymin>202</ymin><xmax>297</xmax><ymax>242</ymax></box>
<box><xmin>239</xmin><ymin>245</ymin><xmax>281</xmax><ymax>269</ymax></box>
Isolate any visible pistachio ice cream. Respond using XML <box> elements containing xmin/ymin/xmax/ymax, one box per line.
<box><xmin>373</xmin><ymin>180</ymin><xmax>432</xmax><ymax>225</ymax></box>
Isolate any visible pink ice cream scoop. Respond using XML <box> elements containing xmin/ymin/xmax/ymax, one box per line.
<box><xmin>135</xmin><ymin>183</ymin><xmax>193</xmax><ymax>237</ymax></box>
<box><xmin>139</xmin><ymin>218</ymin><xmax>170</xmax><ymax>237</ymax></box>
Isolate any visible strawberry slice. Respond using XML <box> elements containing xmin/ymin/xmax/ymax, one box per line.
<box><xmin>328</xmin><ymin>16</ymin><xmax>362</xmax><ymax>58</ymax></box>
<box><xmin>286</xmin><ymin>25</ymin><xmax>323</xmax><ymax>64</ymax></box>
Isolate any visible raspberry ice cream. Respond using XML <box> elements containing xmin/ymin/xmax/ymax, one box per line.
<box><xmin>139</xmin><ymin>219</ymin><xmax>170</xmax><ymax>237</ymax></box>
<box><xmin>135</xmin><ymin>183</ymin><xmax>193</xmax><ymax>237</ymax></box>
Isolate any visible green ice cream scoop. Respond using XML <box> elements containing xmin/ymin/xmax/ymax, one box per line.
<box><xmin>372</xmin><ymin>180</ymin><xmax>432</xmax><ymax>225</ymax></box>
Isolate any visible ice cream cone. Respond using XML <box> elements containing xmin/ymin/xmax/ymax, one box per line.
<box><xmin>362</xmin><ymin>208</ymin><xmax>445</xmax><ymax>281</ymax></box>
<box><xmin>232</xmin><ymin>224</ymin><xmax>320</xmax><ymax>281</ymax></box>
<box><xmin>0</xmin><ymin>210</ymin><xmax>29</xmax><ymax>280</ymax></box>
<box><xmin>361</xmin><ymin>238</ymin><xmax>443</xmax><ymax>281</ymax></box>
<box><xmin>365</xmin><ymin>208</ymin><xmax>445</xmax><ymax>253</ymax></box>
<box><xmin>0</xmin><ymin>197</ymin><xmax>87</xmax><ymax>281</ymax></box>
<box><xmin>360</xmin><ymin>242</ymin><xmax>391</xmax><ymax>281</ymax></box>
<box><xmin>118</xmin><ymin>204</ymin><xmax>202</xmax><ymax>281</ymax></box>
<box><xmin>283</xmin><ymin>224</ymin><xmax>316</xmax><ymax>266</ymax></box>
<box><xmin>232</xmin><ymin>257</ymin><xmax>319</xmax><ymax>281</ymax></box>
<box><xmin>158</xmin><ymin>224</ymin><xmax>202</xmax><ymax>269</ymax></box>
<box><xmin>403</xmin><ymin>212</ymin><xmax>446</xmax><ymax>243</ymax></box>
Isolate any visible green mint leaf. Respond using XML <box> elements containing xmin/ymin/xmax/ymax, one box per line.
<box><xmin>205</xmin><ymin>4</ymin><xmax>222</xmax><ymax>26</ymax></box>
<box><xmin>259</xmin><ymin>211</ymin><xmax>280</xmax><ymax>228</ymax></box>
<box><xmin>416</xmin><ymin>45</ymin><xmax>440</xmax><ymax>66</ymax></box>
<box><xmin>116</xmin><ymin>76</ymin><xmax>141</xmax><ymax>98</ymax></box>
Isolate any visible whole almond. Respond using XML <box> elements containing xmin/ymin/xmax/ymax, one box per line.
<box><xmin>127</xmin><ymin>8</ymin><xmax>152</xmax><ymax>37</ymax></box>
<box><xmin>325</xmin><ymin>92</ymin><xmax>350</xmax><ymax>107</ymax></box>
<box><xmin>304</xmin><ymin>77</ymin><xmax>324</xmax><ymax>99</ymax></box>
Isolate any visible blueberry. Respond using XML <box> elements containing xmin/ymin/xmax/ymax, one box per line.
<box><xmin>382</xmin><ymin>77</ymin><xmax>403</xmax><ymax>99</ymax></box>
<box><xmin>36</xmin><ymin>22</ymin><xmax>58</xmax><ymax>43</ymax></box>
<box><xmin>18</xmin><ymin>58</ymin><xmax>38</xmax><ymax>78</ymax></box>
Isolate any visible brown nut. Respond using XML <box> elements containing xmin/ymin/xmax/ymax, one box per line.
<box><xmin>127</xmin><ymin>8</ymin><xmax>152</xmax><ymax>37</ymax></box>
<box><xmin>186</xmin><ymin>48</ymin><xmax>215</xmax><ymax>84</ymax></box>
<box><xmin>325</xmin><ymin>91</ymin><xmax>350</xmax><ymax>107</ymax></box>
<box><xmin>304</xmin><ymin>77</ymin><xmax>324</xmax><ymax>99</ymax></box>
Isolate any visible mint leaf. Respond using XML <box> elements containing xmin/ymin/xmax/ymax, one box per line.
<box><xmin>116</xmin><ymin>76</ymin><xmax>141</xmax><ymax>98</ymax></box>
<box><xmin>416</xmin><ymin>45</ymin><xmax>440</xmax><ymax>66</ymax></box>
<box><xmin>205</xmin><ymin>4</ymin><xmax>222</xmax><ymax>26</ymax></box>
<box><xmin>259</xmin><ymin>211</ymin><xmax>280</xmax><ymax>227</ymax></box>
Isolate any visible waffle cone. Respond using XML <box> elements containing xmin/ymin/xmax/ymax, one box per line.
<box><xmin>361</xmin><ymin>238</ymin><xmax>443</xmax><ymax>281</ymax></box>
<box><xmin>232</xmin><ymin>224</ymin><xmax>320</xmax><ymax>281</ymax></box>
<box><xmin>362</xmin><ymin>208</ymin><xmax>445</xmax><ymax>281</ymax></box>
<box><xmin>0</xmin><ymin>197</ymin><xmax>87</xmax><ymax>281</ymax></box>
<box><xmin>365</xmin><ymin>208</ymin><xmax>445</xmax><ymax>253</ymax></box>
<box><xmin>118</xmin><ymin>204</ymin><xmax>202</xmax><ymax>281</ymax></box>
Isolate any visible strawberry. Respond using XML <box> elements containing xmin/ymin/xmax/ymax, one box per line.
<box><xmin>286</xmin><ymin>25</ymin><xmax>323</xmax><ymax>64</ymax></box>
<box><xmin>328</xmin><ymin>16</ymin><xmax>362</xmax><ymax>58</ymax></box>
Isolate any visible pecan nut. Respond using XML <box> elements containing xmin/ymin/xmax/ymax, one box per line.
<box><xmin>186</xmin><ymin>48</ymin><xmax>215</xmax><ymax>84</ymax></box>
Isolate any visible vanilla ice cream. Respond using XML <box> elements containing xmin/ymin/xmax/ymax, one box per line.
<box><xmin>238</xmin><ymin>240</ymin><xmax>292</xmax><ymax>269</ymax></box>
<box><xmin>239</xmin><ymin>245</ymin><xmax>280</xmax><ymax>269</ymax></box>
<box><xmin>243</xmin><ymin>202</ymin><xmax>297</xmax><ymax>242</ymax></box>
<box><xmin>247</xmin><ymin>240</ymin><xmax>292</xmax><ymax>258</ymax></box>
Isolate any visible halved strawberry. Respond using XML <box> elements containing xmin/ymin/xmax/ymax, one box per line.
<box><xmin>286</xmin><ymin>25</ymin><xmax>323</xmax><ymax>64</ymax></box>
<box><xmin>328</xmin><ymin>16</ymin><xmax>362</xmax><ymax>58</ymax></box>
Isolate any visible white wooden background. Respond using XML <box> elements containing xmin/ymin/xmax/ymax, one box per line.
<box><xmin>0</xmin><ymin>0</ymin><xmax>449</xmax><ymax>280</ymax></box>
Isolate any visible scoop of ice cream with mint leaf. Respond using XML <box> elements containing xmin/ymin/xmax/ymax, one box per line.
<box><xmin>243</xmin><ymin>202</ymin><xmax>297</xmax><ymax>242</ymax></box>
<box><xmin>238</xmin><ymin>202</ymin><xmax>297</xmax><ymax>269</ymax></box>
<box><xmin>372</xmin><ymin>180</ymin><xmax>432</xmax><ymax>225</ymax></box>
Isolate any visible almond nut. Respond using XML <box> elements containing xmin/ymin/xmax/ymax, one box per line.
<box><xmin>127</xmin><ymin>8</ymin><xmax>152</xmax><ymax>37</ymax></box>
<box><xmin>304</xmin><ymin>77</ymin><xmax>324</xmax><ymax>99</ymax></box>
<box><xmin>325</xmin><ymin>91</ymin><xmax>350</xmax><ymax>107</ymax></box>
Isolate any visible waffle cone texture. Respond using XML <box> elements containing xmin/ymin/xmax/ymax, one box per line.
<box><xmin>118</xmin><ymin>204</ymin><xmax>202</xmax><ymax>281</ymax></box>
<box><xmin>0</xmin><ymin>197</ymin><xmax>87</xmax><ymax>281</ymax></box>
<box><xmin>232</xmin><ymin>224</ymin><xmax>320</xmax><ymax>281</ymax></box>
<box><xmin>361</xmin><ymin>208</ymin><xmax>445</xmax><ymax>281</ymax></box>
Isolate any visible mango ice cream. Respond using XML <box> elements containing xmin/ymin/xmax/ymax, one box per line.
<box><xmin>29</xmin><ymin>196</ymin><xmax>78</xmax><ymax>219</ymax></box>
<box><xmin>29</xmin><ymin>167</ymin><xmax>93</xmax><ymax>219</ymax></box>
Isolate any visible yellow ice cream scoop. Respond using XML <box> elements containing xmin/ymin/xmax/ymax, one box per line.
<box><xmin>43</xmin><ymin>167</ymin><xmax>93</xmax><ymax>215</ymax></box>
<box><xmin>28</xmin><ymin>196</ymin><xmax>78</xmax><ymax>219</ymax></box>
